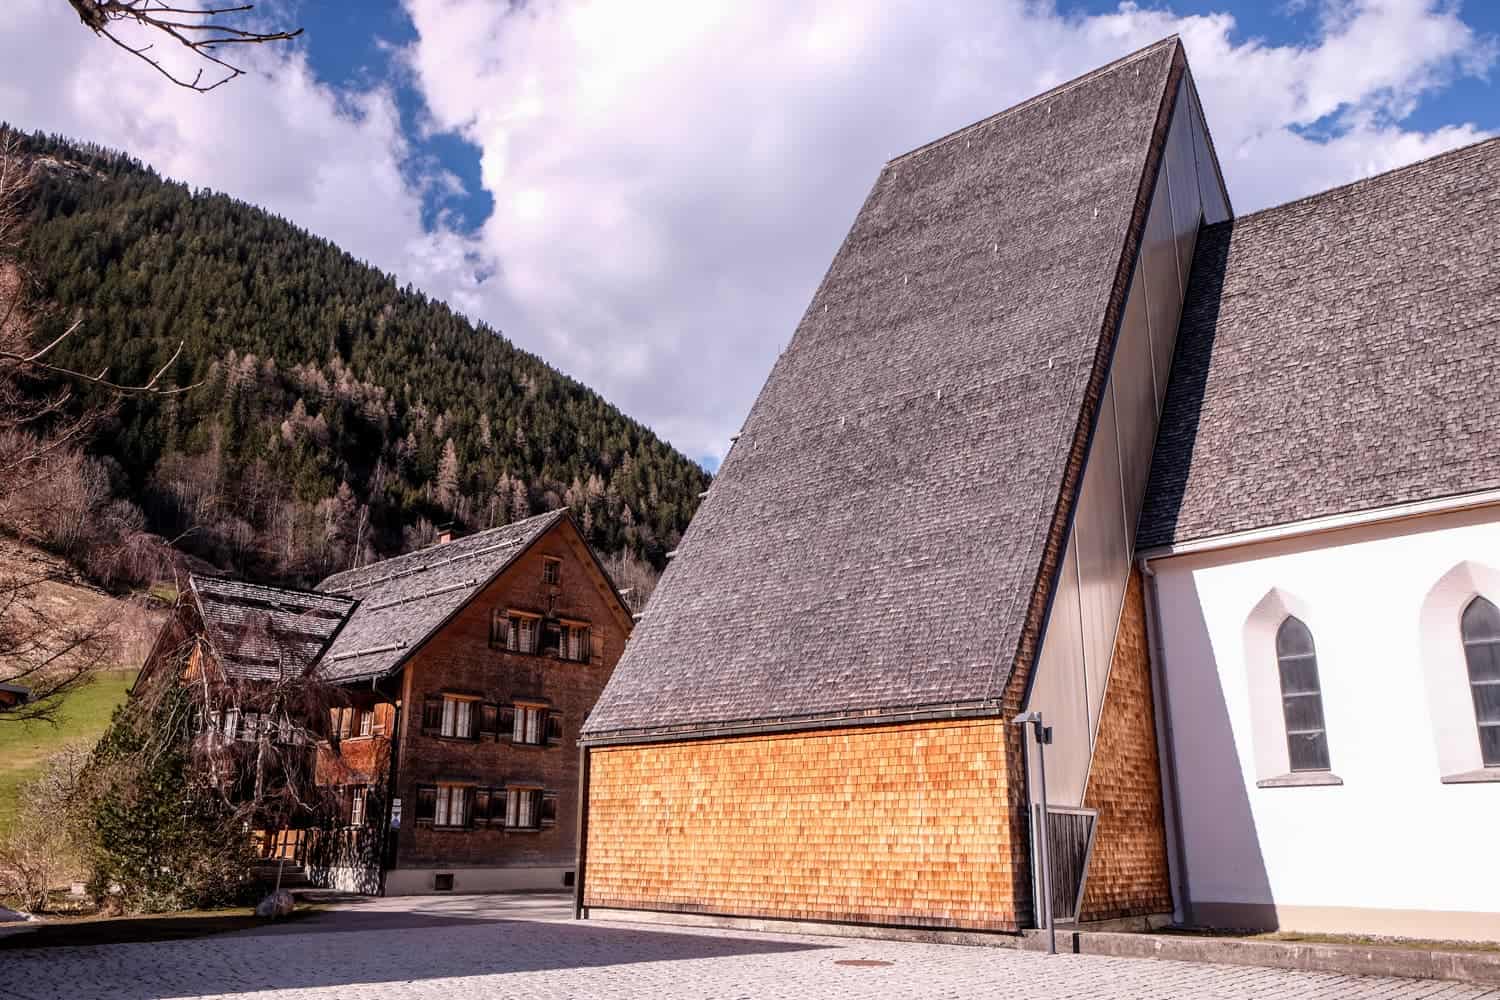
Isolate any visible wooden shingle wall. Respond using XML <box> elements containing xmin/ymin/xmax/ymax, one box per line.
<box><xmin>1079</xmin><ymin>569</ymin><xmax>1173</xmax><ymax>921</ymax></box>
<box><xmin>584</xmin><ymin>718</ymin><xmax>1029</xmax><ymax>930</ymax></box>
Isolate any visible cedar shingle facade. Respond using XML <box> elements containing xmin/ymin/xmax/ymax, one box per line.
<box><xmin>579</xmin><ymin>37</ymin><xmax>1228</xmax><ymax>930</ymax></box>
<box><xmin>581</xmin><ymin>31</ymin><xmax>1500</xmax><ymax>937</ymax></box>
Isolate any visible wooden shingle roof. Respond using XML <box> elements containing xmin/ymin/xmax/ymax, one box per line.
<box><xmin>1139</xmin><ymin>138</ymin><xmax>1500</xmax><ymax>550</ymax></box>
<box><xmin>188</xmin><ymin>575</ymin><xmax>357</xmax><ymax>681</ymax></box>
<box><xmin>583</xmin><ymin>38</ymin><xmax>1185</xmax><ymax>741</ymax></box>
<box><xmin>316</xmin><ymin>510</ymin><xmax>566</xmax><ymax>681</ymax></box>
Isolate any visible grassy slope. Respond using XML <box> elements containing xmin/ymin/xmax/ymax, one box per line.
<box><xmin>0</xmin><ymin>670</ymin><xmax>136</xmax><ymax>836</ymax></box>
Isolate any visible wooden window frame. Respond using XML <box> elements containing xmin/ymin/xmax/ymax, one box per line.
<box><xmin>349</xmin><ymin>784</ymin><xmax>367</xmax><ymax>827</ymax></box>
<box><xmin>415</xmin><ymin>785</ymin><xmax>437</xmax><ymax>825</ymax></box>
<box><xmin>542</xmin><ymin>557</ymin><xmax>561</xmax><ymax>586</ymax></box>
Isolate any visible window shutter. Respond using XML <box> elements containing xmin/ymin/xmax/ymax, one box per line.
<box><xmin>372</xmin><ymin>704</ymin><xmax>387</xmax><ymax>736</ymax></box>
<box><xmin>498</xmin><ymin>705</ymin><xmax>515</xmax><ymax>741</ymax></box>
<box><xmin>545</xmin><ymin>712</ymin><xmax>563</xmax><ymax>745</ymax></box>
<box><xmin>509</xmin><ymin>617</ymin><xmax>519</xmax><ymax>651</ymax></box>
<box><xmin>541</xmin><ymin>791</ymin><xmax>558</xmax><ymax>828</ymax></box>
<box><xmin>490</xmin><ymin>610</ymin><xmax>504</xmax><ymax>649</ymax></box>
<box><xmin>589</xmin><ymin>629</ymin><xmax>603</xmax><ymax>664</ymax></box>
<box><xmin>474</xmin><ymin>789</ymin><xmax>491</xmax><ymax>825</ymax></box>
<box><xmin>415</xmin><ymin>785</ymin><xmax>436</xmax><ymax>822</ymax></box>
<box><xmin>422</xmin><ymin>697</ymin><xmax>443</xmax><ymax>735</ymax></box>
<box><xmin>479</xmin><ymin>703</ymin><xmax>499</xmax><ymax>738</ymax></box>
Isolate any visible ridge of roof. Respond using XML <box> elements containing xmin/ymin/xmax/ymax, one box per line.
<box><xmin>314</xmin><ymin>509</ymin><xmax>569</xmax><ymax>683</ymax></box>
<box><xmin>1224</xmin><ymin>134</ymin><xmax>1500</xmax><ymax>229</ymax></box>
<box><xmin>888</xmin><ymin>35</ymin><xmax>1179</xmax><ymax>167</ymax></box>
<box><xmin>319</xmin><ymin>509</ymin><xmax>566</xmax><ymax>595</ymax></box>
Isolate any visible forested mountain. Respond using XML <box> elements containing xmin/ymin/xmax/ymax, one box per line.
<box><xmin>11</xmin><ymin>128</ymin><xmax>708</xmax><ymax>591</ymax></box>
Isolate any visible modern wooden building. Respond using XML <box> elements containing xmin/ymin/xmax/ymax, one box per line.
<box><xmin>577</xmin><ymin>36</ymin><xmax>1227</xmax><ymax>932</ymax></box>
<box><xmin>577</xmin><ymin>34</ymin><xmax>1500</xmax><ymax>941</ymax></box>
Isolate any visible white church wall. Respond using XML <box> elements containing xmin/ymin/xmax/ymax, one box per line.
<box><xmin>1150</xmin><ymin>506</ymin><xmax>1500</xmax><ymax>940</ymax></box>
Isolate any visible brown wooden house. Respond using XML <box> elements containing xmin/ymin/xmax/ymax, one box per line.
<box><xmin>315</xmin><ymin>510</ymin><xmax>634</xmax><ymax>895</ymax></box>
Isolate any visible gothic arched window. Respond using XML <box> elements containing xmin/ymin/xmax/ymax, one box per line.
<box><xmin>1276</xmin><ymin>617</ymin><xmax>1330</xmax><ymax>772</ymax></box>
<box><xmin>1460</xmin><ymin>597</ymin><xmax>1500</xmax><ymax>767</ymax></box>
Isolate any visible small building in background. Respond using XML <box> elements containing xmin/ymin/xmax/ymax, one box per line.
<box><xmin>0</xmin><ymin>682</ymin><xmax>32</xmax><ymax>709</ymax></box>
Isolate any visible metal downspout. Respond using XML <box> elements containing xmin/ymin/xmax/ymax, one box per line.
<box><xmin>1139</xmin><ymin>557</ymin><xmax>1192</xmax><ymax>925</ymax></box>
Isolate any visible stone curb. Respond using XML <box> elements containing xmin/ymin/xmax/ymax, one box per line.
<box><xmin>1034</xmin><ymin>930</ymin><xmax>1500</xmax><ymax>987</ymax></box>
<box><xmin>588</xmin><ymin>908</ymin><xmax>1500</xmax><ymax>986</ymax></box>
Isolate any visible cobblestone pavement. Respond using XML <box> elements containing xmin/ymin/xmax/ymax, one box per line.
<box><xmin>1</xmin><ymin>894</ymin><xmax>1496</xmax><ymax>1000</ymax></box>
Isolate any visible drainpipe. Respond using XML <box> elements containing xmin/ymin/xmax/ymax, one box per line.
<box><xmin>1139</xmin><ymin>557</ymin><xmax>1192</xmax><ymax>926</ymax></box>
<box><xmin>573</xmin><ymin>744</ymin><xmax>591</xmax><ymax>920</ymax></box>
<box><xmin>378</xmin><ymin>687</ymin><xmax>403</xmax><ymax>898</ymax></box>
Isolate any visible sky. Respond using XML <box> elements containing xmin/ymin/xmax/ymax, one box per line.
<box><xmin>2</xmin><ymin>1</ymin><xmax>1497</xmax><ymax>472</ymax></box>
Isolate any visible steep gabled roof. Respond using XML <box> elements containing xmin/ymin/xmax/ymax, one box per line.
<box><xmin>316</xmin><ymin>510</ymin><xmax>567</xmax><ymax>682</ymax></box>
<box><xmin>1139</xmin><ymin>138</ymin><xmax>1500</xmax><ymax>551</ymax></box>
<box><xmin>188</xmin><ymin>575</ymin><xmax>357</xmax><ymax>681</ymax></box>
<box><xmin>583</xmin><ymin>38</ymin><xmax>1185</xmax><ymax>741</ymax></box>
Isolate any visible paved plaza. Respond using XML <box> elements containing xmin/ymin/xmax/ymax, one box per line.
<box><xmin>1</xmin><ymin>894</ymin><xmax>1495</xmax><ymax>1000</ymax></box>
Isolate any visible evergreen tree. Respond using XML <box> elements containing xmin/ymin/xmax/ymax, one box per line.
<box><xmin>8</xmin><ymin>126</ymin><xmax>712</xmax><ymax>586</ymax></box>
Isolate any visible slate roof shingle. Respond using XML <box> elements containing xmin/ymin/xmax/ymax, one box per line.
<box><xmin>189</xmin><ymin>575</ymin><xmax>357</xmax><ymax>680</ymax></box>
<box><xmin>316</xmin><ymin>510</ymin><xmax>566</xmax><ymax>681</ymax></box>
<box><xmin>1138</xmin><ymin>137</ymin><xmax>1500</xmax><ymax>550</ymax></box>
<box><xmin>582</xmin><ymin>38</ymin><xmax>1183</xmax><ymax>740</ymax></box>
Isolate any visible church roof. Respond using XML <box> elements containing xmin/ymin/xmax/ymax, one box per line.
<box><xmin>583</xmin><ymin>38</ymin><xmax>1188</xmax><ymax>741</ymax></box>
<box><xmin>1139</xmin><ymin>138</ymin><xmax>1500</xmax><ymax>551</ymax></box>
<box><xmin>317</xmin><ymin>510</ymin><xmax>567</xmax><ymax>682</ymax></box>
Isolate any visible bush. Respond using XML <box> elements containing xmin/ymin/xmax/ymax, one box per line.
<box><xmin>84</xmin><ymin>689</ymin><xmax>256</xmax><ymax>913</ymax></box>
<box><xmin>0</xmin><ymin>744</ymin><xmax>90</xmax><ymax>912</ymax></box>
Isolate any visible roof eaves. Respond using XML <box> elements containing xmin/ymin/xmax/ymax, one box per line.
<box><xmin>581</xmin><ymin>698</ymin><xmax>1009</xmax><ymax>747</ymax></box>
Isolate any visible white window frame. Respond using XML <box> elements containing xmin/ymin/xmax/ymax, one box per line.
<box><xmin>440</xmin><ymin>695</ymin><xmax>478</xmax><ymax>739</ymax></box>
<box><xmin>349</xmin><ymin>785</ymin><xmax>367</xmax><ymax>827</ymax></box>
<box><xmin>501</xmin><ymin>611</ymin><xmax>541</xmax><ymax>654</ymax></box>
<box><xmin>512</xmin><ymin>704</ymin><xmax>546</xmax><ymax>745</ymax></box>
<box><xmin>506</xmin><ymin>787</ymin><xmax>541</xmax><ymax>830</ymax></box>
<box><xmin>434</xmin><ymin>784</ymin><xmax>469</xmax><ymax>828</ymax></box>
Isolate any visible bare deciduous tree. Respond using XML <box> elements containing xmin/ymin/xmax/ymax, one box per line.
<box><xmin>64</xmin><ymin>1</ymin><xmax>303</xmax><ymax>93</ymax></box>
<box><xmin>0</xmin><ymin>131</ymin><xmax>186</xmax><ymax>723</ymax></box>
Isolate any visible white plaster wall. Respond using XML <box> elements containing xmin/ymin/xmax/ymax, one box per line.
<box><xmin>1152</xmin><ymin>508</ymin><xmax>1500</xmax><ymax>921</ymax></box>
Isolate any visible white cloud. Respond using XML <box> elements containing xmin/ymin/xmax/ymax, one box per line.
<box><xmin>0</xmin><ymin>0</ymin><xmax>483</xmax><ymax>316</ymax></box>
<box><xmin>399</xmin><ymin>0</ymin><xmax>1495</xmax><ymax>463</ymax></box>
<box><xmin>0</xmin><ymin>1</ymin><xmax>1493</xmax><ymax>466</ymax></box>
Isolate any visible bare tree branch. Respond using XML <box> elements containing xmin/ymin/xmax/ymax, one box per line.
<box><xmin>64</xmin><ymin>0</ymin><xmax>303</xmax><ymax>93</ymax></box>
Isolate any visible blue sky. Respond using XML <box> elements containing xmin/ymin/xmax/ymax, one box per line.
<box><xmin>288</xmin><ymin>0</ymin><xmax>1500</xmax><ymax>258</ymax></box>
<box><xmin>4</xmin><ymin>1</ymin><xmax>1497</xmax><ymax>471</ymax></box>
